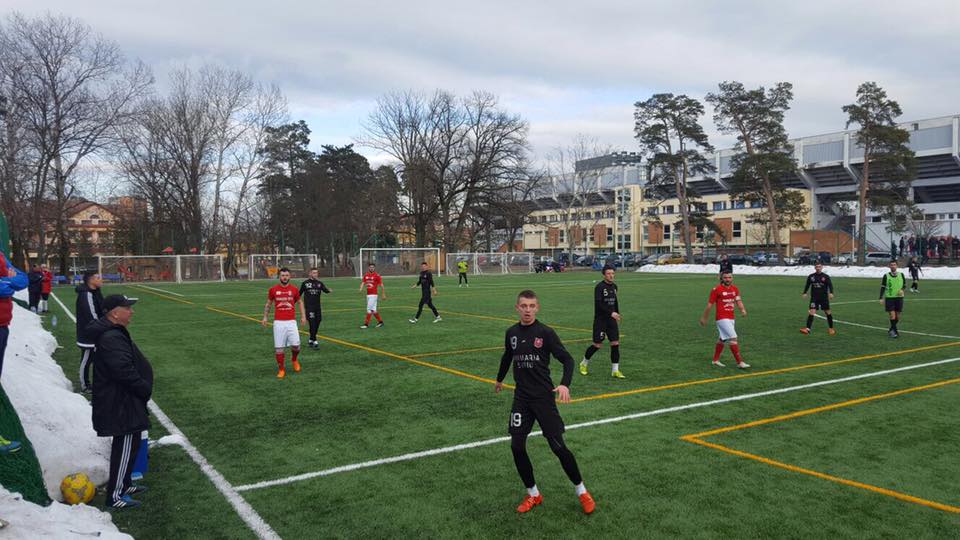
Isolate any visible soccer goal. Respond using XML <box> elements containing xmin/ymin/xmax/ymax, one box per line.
<box><xmin>358</xmin><ymin>248</ymin><xmax>441</xmax><ymax>277</ymax></box>
<box><xmin>444</xmin><ymin>252</ymin><xmax>535</xmax><ymax>275</ymax></box>
<box><xmin>98</xmin><ymin>255</ymin><xmax>225</xmax><ymax>284</ymax></box>
<box><xmin>248</xmin><ymin>254</ymin><xmax>318</xmax><ymax>280</ymax></box>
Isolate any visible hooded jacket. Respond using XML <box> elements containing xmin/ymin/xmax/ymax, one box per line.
<box><xmin>85</xmin><ymin>317</ymin><xmax>153</xmax><ymax>437</ymax></box>
<box><xmin>75</xmin><ymin>283</ymin><xmax>105</xmax><ymax>347</ymax></box>
<box><xmin>0</xmin><ymin>264</ymin><xmax>29</xmax><ymax>327</ymax></box>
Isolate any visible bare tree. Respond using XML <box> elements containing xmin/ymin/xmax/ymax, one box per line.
<box><xmin>0</xmin><ymin>12</ymin><xmax>152</xmax><ymax>272</ymax></box>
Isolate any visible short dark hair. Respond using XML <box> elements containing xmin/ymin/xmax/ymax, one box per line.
<box><xmin>82</xmin><ymin>271</ymin><xmax>99</xmax><ymax>285</ymax></box>
<box><xmin>517</xmin><ymin>289</ymin><xmax>538</xmax><ymax>301</ymax></box>
<box><xmin>368</xmin><ymin>262</ymin><xmax>376</xmax><ymax>267</ymax></box>
<box><xmin>421</xmin><ymin>261</ymin><xmax>428</xmax><ymax>266</ymax></box>
<box><xmin>602</xmin><ymin>265</ymin><xmax>615</xmax><ymax>273</ymax></box>
<box><xmin>309</xmin><ymin>267</ymin><xmax>318</xmax><ymax>272</ymax></box>
<box><xmin>279</xmin><ymin>267</ymin><xmax>291</xmax><ymax>274</ymax></box>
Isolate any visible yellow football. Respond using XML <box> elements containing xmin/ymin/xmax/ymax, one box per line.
<box><xmin>60</xmin><ymin>473</ymin><xmax>96</xmax><ymax>505</ymax></box>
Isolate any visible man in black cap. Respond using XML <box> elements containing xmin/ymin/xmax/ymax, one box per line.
<box><xmin>85</xmin><ymin>295</ymin><xmax>153</xmax><ymax>509</ymax></box>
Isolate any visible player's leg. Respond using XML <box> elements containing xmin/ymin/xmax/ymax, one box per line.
<box><xmin>580</xmin><ymin>321</ymin><xmax>605</xmax><ymax>375</ymax></box>
<box><xmin>288</xmin><ymin>323</ymin><xmax>302</xmax><ymax>372</ymax></box>
<box><xmin>803</xmin><ymin>306</ymin><xmax>816</xmax><ymax>334</ymax></box>
<box><xmin>608</xmin><ymin>322</ymin><xmax>623</xmax><ymax>378</ymax></box>
<box><xmin>427</xmin><ymin>298</ymin><xmax>440</xmax><ymax>320</ymax></box>
<box><xmin>509</xmin><ymin>400</ymin><xmax>541</xmax><ymax>513</ymax></box>
<box><xmin>712</xmin><ymin>339</ymin><xmax>725</xmax><ymax>366</ymax></box>
<box><xmin>273</xmin><ymin>322</ymin><xmax>287</xmax><ymax>377</ymax></box>
<box><xmin>363</xmin><ymin>295</ymin><xmax>375</xmax><ymax>328</ymax></box>
<box><xmin>308</xmin><ymin>312</ymin><xmax>321</xmax><ymax>347</ymax></box>
<box><xmin>411</xmin><ymin>298</ymin><xmax>426</xmax><ymax>322</ymax></box>
<box><xmin>537</xmin><ymin>402</ymin><xmax>595</xmax><ymax>514</ymax></box>
<box><xmin>79</xmin><ymin>347</ymin><xmax>94</xmax><ymax>393</ymax></box>
<box><xmin>824</xmin><ymin>304</ymin><xmax>835</xmax><ymax>335</ymax></box>
<box><xmin>106</xmin><ymin>433</ymin><xmax>141</xmax><ymax>508</ymax></box>
<box><xmin>718</xmin><ymin>320</ymin><xmax>748</xmax><ymax>368</ymax></box>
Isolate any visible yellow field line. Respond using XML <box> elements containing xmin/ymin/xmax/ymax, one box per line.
<box><xmin>570</xmin><ymin>341</ymin><xmax>960</xmax><ymax>403</ymax></box>
<box><xmin>130</xmin><ymin>285</ymin><xmax>195</xmax><ymax>305</ymax></box>
<box><xmin>408</xmin><ymin>337</ymin><xmax>595</xmax><ymax>359</ymax></box>
<box><xmin>681</xmin><ymin>377</ymin><xmax>960</xmax><ymax>514</ymax></box>
<box><xmin>681</xmin><ymin>437</ymin><xmax>960</xmax><ymax>514</ymax></box>
<box><xmin>422</xmin><ymin>307</ymin><xmax>593</xmax><ymax>334</ymax></box>
<box><xmin>203</xmin><ymin>306</ymin><xmax>512</xmax><ymax>389</ymax></box>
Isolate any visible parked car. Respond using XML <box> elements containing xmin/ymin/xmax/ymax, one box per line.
<box><xmin>864</xmin><ymin>252</ymin><xmax>894</xmax><ymax>266</ymax></box>
<box><xmin>575</xmin><ymin>255</ymin><xmax>594</xmax><ymax>267</ymax></box>
<box><xmin>834</xmin><ymin>253</ymin><xmax>854</xmax><ymax>265</ymax></box>
<box><xmin>726</xmin><ymin>254</ymin><xmax>750</xmax><ymax>265</ymax></box>
<box><xmin>638</xmin><ymin>254</ymin><xmax>660</xmax><ymax>266</ymax></box>
<box><xmin>621</xmin><ymin>253</ymin><xmax>638</xmax><ymax>267</ymax></box>
<box><xmin>751</xmin><ymin>252</ymin><xmax>769</xmax><ymax>265</ymax></box>
<box><xmin>817</xmin><ymin>251</ymin><xmax>833</xmax><ymax>264</ymax></box>
<box><xmin>656</xmin><ymin>253</ymin><xmax>686</xmax><ymax>265</ymax></box>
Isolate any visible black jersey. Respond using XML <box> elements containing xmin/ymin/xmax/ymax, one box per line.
<box><xmin>908</xmin><ymin>261</ymin><xmax>921</xmax><ymax>277</ymax></box>
<box><xmin>594</xmin><ymin>280</ymin><xmax>619</xmax><ymax>320</ymax></box>
<box><xmin>803</xmin><ymin>272</ymin><xmax>833</xmax><ymax>299</ymax></box>
<box><xmin>497</xmin><ymin>320</ymin><xmax>574</xmax><ymax>401</ymax></box>
<box><xmin>718</xmin><ymin>260</ymin><xmax>734</xmax><ymax>274</ymax></box>
<box><xmin>416</xmin><ymin>270</ymin><xmax>435</xmax><ymax>297</ymax></box>
<box><xmin>298</xmin><ymin>278</ymin><xmax>330</xmax><ymax>307</ymax></box>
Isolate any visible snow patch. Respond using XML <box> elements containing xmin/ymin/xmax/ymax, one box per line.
<box><xmin>155</xmin><ymin>434</ymin><xmax>185</xmax><ymax>447</ymax></box>
<box><xmin>0</xmin><ymin>487</ymin><xmax>131</xmax><ymax>539</ymax></box>
<box><xmin>5</xmin><ymin>291</ymin><xmax>110</xmax><ymax>501</ymax></box>
<box><xmin>637</xmin><ymin>264</ymin><xmax>960</xmax><ymax>280</ymax></box>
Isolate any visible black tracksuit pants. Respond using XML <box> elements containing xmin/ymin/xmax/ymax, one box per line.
<box><xmin>107</xmin><ymin>432</ymin><xmax>142</xmax><ymax>504</ymax></box>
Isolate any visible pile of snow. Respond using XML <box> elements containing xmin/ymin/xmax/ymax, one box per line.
<box><xmin>638</xmin><ymin>263</ymin><xmax>960</xmax><ymax>280</ymax></box>
<box><xmin>5</xmin><ymin>291</ymin><xmax>110</xmax><ymax>498</ymax></box>
<box><xmin>0</xmin><ymin>486</ymin><xmax>131</xmax><ymax>539</ymax></box>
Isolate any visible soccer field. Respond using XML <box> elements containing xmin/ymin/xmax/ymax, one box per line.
<box><xmin>45</xmin><ymin>271</ymin><xmax>960</xmax><ymax>538</ymax></box>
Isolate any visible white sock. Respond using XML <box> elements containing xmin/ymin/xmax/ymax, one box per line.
<box><xmin>527</xmin><ymin>485</ymin><xmax>540</xmax><ymax>497</ymax></box>
<box><xmin>580</xmin><ymin>358</ymin><xmax>589</xmax><ymax>365</ymax></box>
<box><xmin>575</xmin><ymin>482</ymin><xmax>587</xmax><ymax>496</ymax></box>
<box><xmin>612</xmin><ymin>363</ymin><xmax>619</xmax><ymax>373</ymax></box>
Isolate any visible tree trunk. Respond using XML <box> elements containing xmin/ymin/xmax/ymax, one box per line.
<box><xmin>676</xmin><ymin>165</ymin><xmax>694</xmax><ymax>261</ymax></box>
<box><xmin>761</xmin><ymin>177</ymin><xmax>783</xmax><ymax>258</ymax></box>
<box><xmin>857</xmin><ymin>153</ymin><xmax>871</xmax><ymax>265</ymax></box>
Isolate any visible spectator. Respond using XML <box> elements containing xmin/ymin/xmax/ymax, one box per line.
<box><xmin>952</xmin><ymin>236</ymin><xmax>960</xmax><ymax>261</ymax></box>
<box><xmin>890</xmin><ymin>240</ymin><xmax>897</xmax><ymax>260</ymax></box>
<box><xmin>899</xmin><ymin>236</ymin><xmax>905</xmax><ymax>258</ymax></box>
<box><xmin>1</xmin><ymin>252</ymin><xmax>29</xmax><ymax>381</ymax></box>
<box><xmin>85</xmin><ymin>294</ymin><xmax>152</xmax><ymax>509</ymax></box>
<box><xmin>40</xmin><ymin>264</ymin><xmax>53</xmax><ymax>313</ymax></box>
<box><xmin>27</xmin><ymin>265</ymin><xmax>43</xmax><ymax>313</ymax></box>
<box><xmin>76</xmin><ymin>272</ymin><xmax>105</xmax><ymax>393</ymax></box>
<box><xmin>938</xmin><ymin>237</ymin><xmax>946</xmax><ymax>264</ymax></box>
<box><xmin>908</xmin><ymin>236</ymin><xmax>915</xmax><ymax>257</ymax></box>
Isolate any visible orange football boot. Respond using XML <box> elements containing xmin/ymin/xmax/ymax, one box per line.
<box><xmin>579</xmin><ymin>492</ymin><xmax>596</xmax><ymax>514</ymax></box>
<box><xmin>516</xmin><ymin>494</ymin><xmax>543</xmax><ymax>513</ymax></box>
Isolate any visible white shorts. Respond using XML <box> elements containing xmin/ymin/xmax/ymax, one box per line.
<box><xmin>366</xmin><ymin>294</ymin><xmax>379</xmax><ymax>313</ymax></box>
<box><xmin>716</xmin><ymin>319</ymin><xmax>737</xmax><ymax>341</ymax></box>
<box><xmin>273</xmin><ymin>320</ymin><xmax>301</xmax><ymax>349</ymax></box>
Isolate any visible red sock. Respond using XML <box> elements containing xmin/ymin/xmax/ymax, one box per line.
<box><xmin>730</xmin><ymin>344</ymin><xmax>743</xmax><ymax>363</ymax></box>
<box><xmin>374</xmin><ymin>312</ymin><xmax>382</xmax><ymax>322</ymax></box>
<box><xmin>291</xmin><ymin>349</ymin><xmax>299</xmax><ymax>362</ymax></box>
<box><xmin>275</xmin><ymin>352</ymin><xmax>285</xmax><ymax>369</ymax></box>
<box><xmin>364</xmin><ymin>313</ymin><xmax>372</xmax><ymax>324</ymax></box>
<box><xmin>713</xmin><ymin>342</ymin><xmax>724</xmax><ymax>362</ymax></box>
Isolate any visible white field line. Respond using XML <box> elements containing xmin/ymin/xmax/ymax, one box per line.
<box><xmin>830</xmin><ymin>297</ymin><xmax>960</xmax><ymax>306</ymax></box>
<box><xmin>51</xmin><ymin>292</ymin><xmax>280</xmax><ymax>540</ymax></box>
<box><xmin>235</xmin><ymin>356</ymin><xmax>960</xmax><ymax>492</ymax></box>
<box><xmin>813</xmin><ymin>314</ymin><xmax>960</xmax><ymax>340</ymax></box>
<box><xmin>132</xmin><ymin>284</ymin><xmax>185</xmax><ymax>297</ymax></box>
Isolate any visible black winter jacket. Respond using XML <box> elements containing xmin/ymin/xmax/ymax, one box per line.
<box><xmin>86</xmin><ymin>318</ymin><xmax>153</xmax><ymax>437</ymax></box>
<box><xmin>75</xmin><ymin>284</ymin><xmax>105</xmax><ymax>347</ymax></box>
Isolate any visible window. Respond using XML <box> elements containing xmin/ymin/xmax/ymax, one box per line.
<box><xmin>618</xmin><ymin>235</ymin><xmax>631</xmax><ymax>250</ymax></box>
<box><xmin>559</xmin><ymin>230</ymin><xmax>566</xmax><ymax>243</ymax></box>
<box><xmin>732</xmin><ymin>199</ymin><xmax>745</xmax><ymax>209</ymax></box>
<box><xmin>733</xmin><ymin>221</ymin><xmax>742</xmax><ymax>238</ymax></box>
<box><xmin>587</xmin><ymin>228</ymin><xmax>594</xmax><ymax>242</ymax></box>
<box><xmin>713</xmin><ymin>201</ymin><xmax>726</xmax><ymax>211</ymax></box>
<box><xmin>664</xmin><ymin>205</ymin><xmax>674</xmax><ymax>214</ymax></box>
<box><xmin>81</xmin><ymin>219</ymin><xmax>92</xmax><ymax>225</ymax></box>
<box><xmin>871</xmin><ymin>216</ymin><xmax>882</xmax><ymax>223</ymax></box>
<box><xmin>594</xmin><ymin>211</ymin><xmax>601</xmax><ymax>219</ymax></box>
<box><xmin>648</xmin><ymin>207</ymin><xmax>658</xmax><ymax>215</ymax></box>
<box><xmin>606</xmin><ymin>227</ymin><xmax>614</xmax><ymax>242</ymax></box>
<box><xmin>663</xmin><ymin>224</ymin><xmax>671</xmax><ymax>239</ymax></box>
<box><xmin>751</xmin><ymin>200</ymin><xmax>763</xmax><ymax>208</ymax></box>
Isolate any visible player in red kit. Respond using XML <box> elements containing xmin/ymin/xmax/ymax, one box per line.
<box><xmin>359</xmin><ymin>263</ymin><xmax>387</xmax><ymax>329</ymax></box>
<box><xmin>261</xmin><ymin>268</ymin><xmax>307</xmax><ymax>378</ymax></box>
<box><xmin>699</xmin><ymin>271</ymin><xmax>750</xmax><ymax>369</ymax></box>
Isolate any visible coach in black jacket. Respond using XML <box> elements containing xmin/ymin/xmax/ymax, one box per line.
<box><xmin>87</xmin><ymin>294</ymin><xmax>153</xmax><ymax>509</ymax></box>
<box><xmin>75</xmin><ymin>271</ymin><xmax>105</xmax><ymax>392</ymax></box>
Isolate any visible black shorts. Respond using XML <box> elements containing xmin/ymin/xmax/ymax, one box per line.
<box><xmin>884</xmin><ymin>298</ymin><xmax>904</xmax><ymax>313</ymax></box>
<box><xmin>809</xmin><ymin>298</ymin><xmax>830</xmax><ymax>311</ymax></box>
<box><xmin>41</xmin><ymin>292</ymin><xmax>50</xmax><ymax>300</ymax></box>
<box><xmin>305</xmin><ymin>308</ymin><xmax>322</xmax><ymax>321</ymax></box>
<box><xmin>592</xmin><ymin>318</ymin><xmax>619</xmax><ymax>343</ymax></box>
<box><xmin>509</xmin><ymin>397</ymin><xmax>565</xmax><ymax>437</ymax></box>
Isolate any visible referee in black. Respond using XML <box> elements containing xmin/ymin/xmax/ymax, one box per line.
<box><xmin>800</xmin><ymin>261</ymin><xmax>835</xmax><ymax>335</ymax></box>
<box><xmin>495</xmin><ymin>289</ymin><xmax>595</xmax><ymax>515</ymax></box>
<box><xmin>298</xmin><ymin>267</ymin><xmax>331</xmax><ymax>349</ymax></box>
<box><xmin>718</xmin><ymin>254</ymin><xmax>733</xmax><ymax>278</ymax></box>
<box><xmin>409</xmin><ymin>261</ymin><xmax>441</xmax><ymax>323</ymax></box>
<box><xmin>579</xmin><ymin>265</ymin><xmax>623</xmax><ymax>378</ymax></box>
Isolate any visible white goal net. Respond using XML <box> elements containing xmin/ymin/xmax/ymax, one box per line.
<box><xmin>358</xmin><ymin>248</ymin><xmax>441</xmax><ymax>277</ymax></box>
<box><xmin>445</xmin><ymin>252</ymin><xmax>535</xmax><ymax>275</ymax></box>
<box><xmin>248</xmin><ymin>254</ymin><xmax>318</xmax><ymax>280</ymax></box>
<box><xmin>98</xmin><ymin>255</ymin><xmax>225</xmax><ymax>283</ymax></box>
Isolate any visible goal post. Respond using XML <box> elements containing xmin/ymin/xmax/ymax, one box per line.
<box><xmin>248</xmin><ymin>254</ymin><xmax>318</xmax><ymax>280</ymax></box>
<box><xmin>97</xmin><ymin>255</ymin><xmax>225</xmax><ymax>283</ymax></box>
<box><xmin>359</xmin><ymin>248</ymin><xmax>441</xmax><ymax>277</ymax></box>
<box><xmin>504</xmin><ymin>252</ymin><xmax>535</xmax><ymax>273</ymax></box>
<box><xmin>444</xmin><ymin>252</ymin><xmax>535</xmax><ymax>275</ymax></box>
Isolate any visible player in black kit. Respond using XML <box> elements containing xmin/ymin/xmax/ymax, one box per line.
<box><xmin>907</xmin><ymin>257</ymin><xmax>922</xmax><ymax>293</ymax></box>
<box><xmin>299</xmin><ymin>267</ymin><xmax>332</xmax><ymax>348</ymax></box>
<box><xmin>409</xmin><ymin>261</ymin><xmax>441</xmax><ymax>323</ymax></box>
<box><xmin>800</xmin><ymin>261</ymin><xmax>835</xmax><ymax>335</ymax></box>
<box><xmin>579</xmin><ymin>265</ymin><xmax>624</xmax><ymax>378</ymax></box>
<box><xmin>495</xmin><ymin>289</ymin><xmax>595</xmax><ymax>515</ymax></box>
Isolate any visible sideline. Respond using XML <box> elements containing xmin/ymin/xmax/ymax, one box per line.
<box><xmin>50</xmin><ymin>292</ymin><xmax>281</xmax><ymax>540</ymax></box>
<box><xmin>233</xmin><ymin>355</ymin><xmax>960</xmax><ymax>492</ymax></box>
<box><xmin>814</xmin><ymin>314</ymin><xmax>960</xmax><ymax>340</ymax></box>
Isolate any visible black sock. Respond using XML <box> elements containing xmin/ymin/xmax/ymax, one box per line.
<box><xmin>611</xmin><ymin>345</ymin><xmax>620</xmax><ymax>364</ymax></box>
<box><xmin>890</xmin><ymin>319</ymin><xmax>898</xmax><ymax>330</ymax></box>
<box><xmin>806</xmin><ymin>315</ymin><xmax>814</xmax><ymax>328</ymax></box>
<box><xmin>583</xmin><ymin>345</ymin><xmax>599</xmax><ymax>360</ymax></box>
<box><xmin>547</xmin><ymin>435</ymin><xmax>582</xmax><ymax>485</ymax></box>
<box><xmin>510</xmin><ymin>434</ymin><xmax>536</xmax><ymax>488</ymax></box>
<box><xmin>826</xmin><ymin>314</ymin><xmax>834</xmax><ymax>328</ymax></box>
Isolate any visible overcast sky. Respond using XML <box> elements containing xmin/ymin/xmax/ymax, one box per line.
<box><xmin>8</xmin><ymin>0</ymin><xmax>960</xmax><ymax>165</ymax></box>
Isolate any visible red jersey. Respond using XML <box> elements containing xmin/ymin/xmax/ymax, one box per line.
<box><xmin>267</xmin><ymin>284</ymin><xmax>300</xmax><ymax>321</ymax></box>
<box><xmin>41</xmin><ymin>270</ymin><xmax>53</xmax><ymax>293</ymax></box>
<box><xmin>708</xmin><ymin>284</ymin><xmax>741</xmax><ymax>320</ymax></box>
<box><xmin>362</xmin><ymin>272</ymin><xmax>382</xmax><ymax>295</ymax></box>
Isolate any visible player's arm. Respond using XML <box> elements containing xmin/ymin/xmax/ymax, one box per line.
<box><xmin>298</xmin><ymin>295</ymin><xmax>306</xmax><ymax>325</ymax></box>
<box><xmin>594</xmin><ymin>284</ymin><xmax>614</xmax><ymax>319</ymax></box>
<box><xmin>547</xmin><ymin>329</ymin><xmax>574</xmax><ymax>403</ymax></box>
<box><xmin>379</xmin><ymin>280</ymin><xmax>387</xmax><ymax>300</ymax></box>
<box><xmin>736</xmin><ymin>297</ymin><xmax>747</xmax><ymax>316</ymax></box>
<box><xmin>878</xmin><ymin>274</ymin><xmax>887</xmax><ymax>300</ymax></box>
<box><xmin>261</xmin><ymin>297</ymin><xmax>273</xmax><ymax>327</ymax></box>
<box><xmin>802</xmin><ymin>277</ymin><xmax>811</xmax><ymax>296</ymax></box>
<box><xmin>827</xmin><ymin>276</ymin><xmax>834</xmax><ymax>298</ymax></box>
<box><xmin>430</xmin><ymin>274</ymin><xmax>437</xmax><ymax>296</ymax></box>
<box><xmin>699</xmin><ymin>302</ymin><xmax>714</xmax><ymax>326</ymax></box>
<box><xmin>322</xmin><ymin>283</ymin><xmax>331</xmax><ymax>294</ymax></box>
<box><xmin>495</xmin><ymin>333</ymin><xmax>511</xmax><ymax>393</ymax></box>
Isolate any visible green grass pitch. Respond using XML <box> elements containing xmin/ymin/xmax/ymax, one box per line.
<box><xmin>43</xmin><ymin>270</ymin><xmax>960</xmax><ymax>538</ymax></box>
